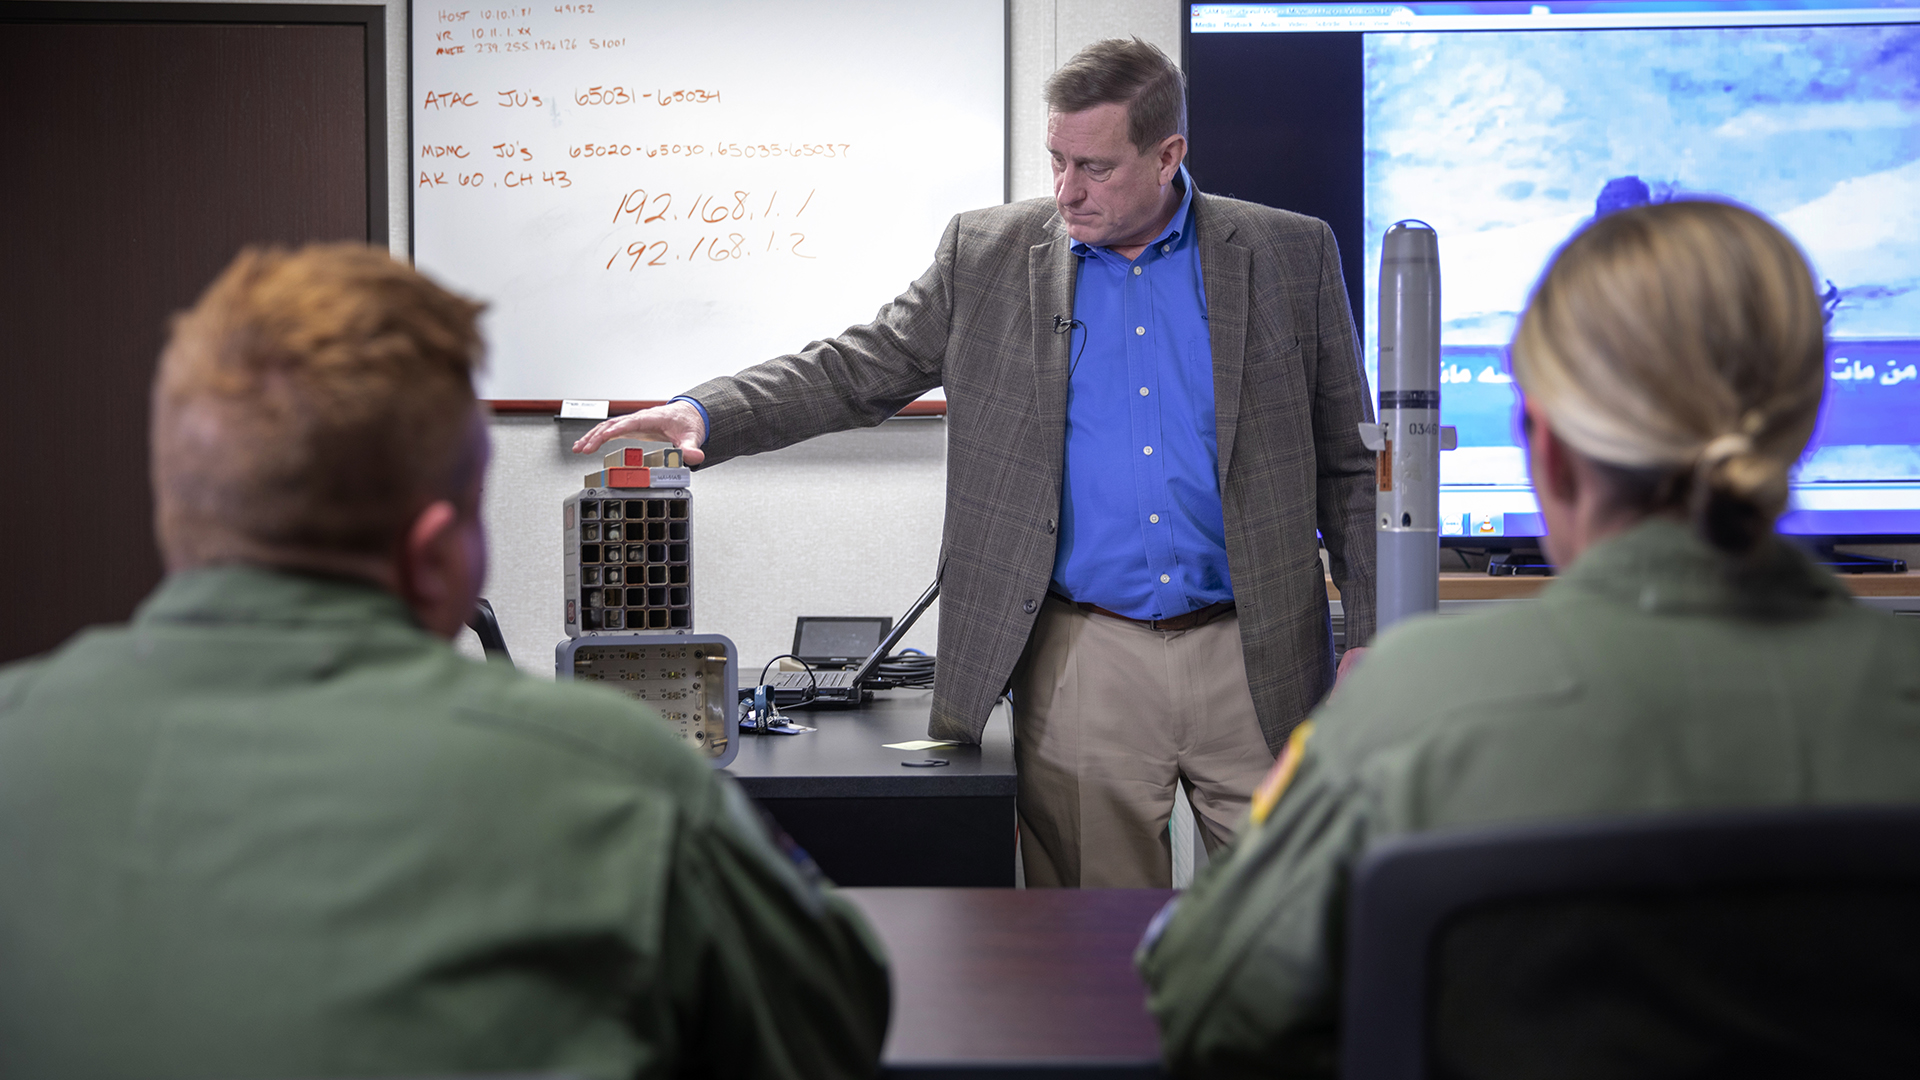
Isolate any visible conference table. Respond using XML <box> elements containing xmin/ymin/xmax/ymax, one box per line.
<box><xmin>842</xmin><ymin>887</ymin><xmax>1174</xmax><ymax>1079</ymax></box>
<box><xmin>726</xmin><ymin>689</ymin><xmax>1018</xmax><ymax>886</ymax></box>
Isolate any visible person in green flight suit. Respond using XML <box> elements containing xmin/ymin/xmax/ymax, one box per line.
<box><xmin>1136</xmin><ymin>200</ymin><xmax>1920</xmax><ymax>1076</ymax></box>
<box><xmin>0</xmin><ymin>245</ymin><xmax>890</xmax><ymax>1080</ymax></box>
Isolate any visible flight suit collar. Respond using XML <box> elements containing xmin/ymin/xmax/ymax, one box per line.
<box><xmin>134</xmin><ymin>564</ymin><xmax>419</xmax><ymax>630</ymax></box>
<box><xmin>1552</xmin><ymin>518</ymin><xmax>1849</xmax><ymax>618</ymax></box>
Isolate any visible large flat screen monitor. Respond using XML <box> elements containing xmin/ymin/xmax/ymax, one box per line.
<box><xmin>1186</xmin><ymin>1</ymin><xmax>1920</xmax><ymax>548</ymax></box>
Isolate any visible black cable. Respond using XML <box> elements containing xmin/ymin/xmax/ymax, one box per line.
<box><xmin>1053</xmin><ymin>314</ymin><xmax>1089</xmax><ymax>379</ymax></box>
<box><xmin>868</xmin><ymin>650</ymin><xmax>936</xmax><ymax>690</ymax></box>
<box><xmin>755</xmin><ymin>651</ymin><xmax>937</xmax><ymax>703</ymax></box>
<box><xmin>757</xmin><ymin>653</ymin><xmax>818</xmax><ymax>709</ymax></box>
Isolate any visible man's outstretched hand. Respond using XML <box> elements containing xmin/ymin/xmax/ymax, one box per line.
<box><xmin>1334</xmin><ymin>645</ymin><xmax>1368</xmax><ymax>689</ymax></box>
<box><xmin>571</xmin><ymin>400</ymin><xmax>708</xmax><ymax>464</ymax></box>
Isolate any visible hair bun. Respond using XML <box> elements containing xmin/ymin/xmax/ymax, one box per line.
<box><xmin>1698</xmin><ymin>431</ymin><xmax>1754</xmax><ymax>468</ymax></box>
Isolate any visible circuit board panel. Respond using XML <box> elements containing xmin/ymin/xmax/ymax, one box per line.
<box><xmin>563</xmin><ymin>635</ymin><xmax>735</xmax><ymax>766</ymax></box>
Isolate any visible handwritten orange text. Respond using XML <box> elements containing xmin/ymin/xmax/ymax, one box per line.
<box><xmin>423</xmin><ymin>90</ymin><xmax>478</xmax><ymax>109</ymax></box>
<box><xmin>604</xmin><ymin>231</ymin><xmax>816</xmax><ymax>270</ymax></box>
<box><xmin>567</xmin><ymin>141</ymin><xmax>851</xmax><ymax>160</ymax></box>
<box><xmin>575</xmin><ymin>86</ymin><xmax>635</xmax><ymax>106</ymax></box>
<box><xmin>611</xmin><ymin>188</ymin><xmax>814</xmax><ymax>227</ymax></box>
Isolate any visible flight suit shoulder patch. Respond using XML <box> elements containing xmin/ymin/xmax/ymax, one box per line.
<box><xmin>1251</xmin><ymin>720</ymin><xmax>1314</xmax><ymax>826</ymax></box>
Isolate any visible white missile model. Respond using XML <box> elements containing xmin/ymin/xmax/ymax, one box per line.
<box><xmin>1357</xmin><ymin>221</ymin><xmax>1456</xmax><ymax>634</ymax></box>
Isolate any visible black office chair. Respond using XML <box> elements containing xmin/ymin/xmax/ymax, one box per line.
<box><xmin>1340</xmin><ymin>806</ymin><xmax>1920</xmax><ymax>1080</ymax></box>
<box><xmin>466</xmin><ymin>597</ymin><xmax>514</xmax><ymax>664</ymax></box>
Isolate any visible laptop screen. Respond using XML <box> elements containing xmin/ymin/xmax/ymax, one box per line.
<box><xmin>792</xmin><ymin>617</ymin><xmax>893</xmax><ymax>666</ymax></box>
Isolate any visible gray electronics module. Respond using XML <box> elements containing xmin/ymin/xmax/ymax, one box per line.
<box><xmin>556</xmin><ymin>633</ymin><xmax>737</xmax><ymax>768</ymax></box>
<box><xmin>563</xmin><ymin>473</ymin><xmax>692</xmax><ymax>636</ymax></box>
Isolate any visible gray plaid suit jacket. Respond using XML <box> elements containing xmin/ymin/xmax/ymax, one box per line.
<box><xmin>686</xmin><ymin>191</ymin><xmax>1377</xmax><ymax>753</ymax></box>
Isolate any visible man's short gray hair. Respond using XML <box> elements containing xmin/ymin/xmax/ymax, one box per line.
<box><xmin>1045</xmin><ymin>37</ymin><xmax>1188</xmax><ymax>155</ymax></box>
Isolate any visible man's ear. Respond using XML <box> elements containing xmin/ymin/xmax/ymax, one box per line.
<box><xmin>398</xmin><ymin>499</ymin><xmax>465</xmax><ymax>638</ymax></box>
<box><xmin>1158</xmin><ymin>134</ymin><xmax>1188</xmax><ymax>183</ymax></box>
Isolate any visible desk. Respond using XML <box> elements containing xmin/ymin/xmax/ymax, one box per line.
<box><xmin>727</xmin><ymin>690</ymin><xmax>1018</xmax><ymax>886</ymax></box>
<box><xmin>843</xmin><ymin>887</ymin><xmax>1173</xmax><ymax>1079</ymax></box>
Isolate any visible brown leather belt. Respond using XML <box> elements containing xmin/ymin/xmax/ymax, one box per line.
<box><xmin>1050</xmin><ymin>593</ymin><xmax>1236</xmax><ymax>632</ymax></box>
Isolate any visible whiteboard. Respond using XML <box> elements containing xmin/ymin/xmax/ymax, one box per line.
<box><xmin>410</xmin><ymin>0</ymin><xmax>1004</xmax><ymax>403</ymax></box>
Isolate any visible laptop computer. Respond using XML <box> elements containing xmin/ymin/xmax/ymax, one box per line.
<box><xmin>767</xmin><ymin>579</ymin><xmax>938</xmax><ymax>705</ymax></box>
<box><xmin>791</xmin><ymin>615</ymin><xmax>893</xmax><ymax>668</ymax></box>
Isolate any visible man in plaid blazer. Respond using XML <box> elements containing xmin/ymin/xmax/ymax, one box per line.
<box><xmin>577</xmin><ymin>39</ymin><xmax>1376</xmax><ymax>887</ymax></box>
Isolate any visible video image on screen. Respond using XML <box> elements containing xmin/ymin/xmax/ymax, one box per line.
<box><xmin>1363</xmin><ymin>22</ymin><xmax>1920</xmax><ymax>539</ymax></box>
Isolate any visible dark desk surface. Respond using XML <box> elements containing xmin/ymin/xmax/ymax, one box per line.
<box><xmin>725</xmin><ymin>689</ymin><xmax>1016</xmax><ymax>799</ymax></box>
<box><xmin>843</xmin><ymin>887</ymin><xmax>1173</xmax><ymax>1078</ymax></box>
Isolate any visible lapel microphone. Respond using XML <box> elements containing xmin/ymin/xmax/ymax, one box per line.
<box><xmin>1054</xmin><ymin>314</ymin><xmax>1089</xmax><ymax>378</ymax></box>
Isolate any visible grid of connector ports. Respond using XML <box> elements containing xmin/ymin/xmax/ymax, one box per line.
<box><xmin>568</xmin><ymin>643</ymin><xmax>729</xmax><ymax>759</ymax></box>
<box><xmin>576</xmin><ymin>496</ymin><xmax>691</xmax><ymax>631</ymax></box>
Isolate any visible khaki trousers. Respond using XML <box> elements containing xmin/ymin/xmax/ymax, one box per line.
<box><xmin>1011</xmin><ymin>595</ymin><xmax>1276</xmax><ymax>888</ymax></box>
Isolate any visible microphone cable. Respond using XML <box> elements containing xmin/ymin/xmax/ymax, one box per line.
<box><xmin>1053</xmin><ymin>313</ymin><xmax>1088</xmax><ymax>378</ymax></box>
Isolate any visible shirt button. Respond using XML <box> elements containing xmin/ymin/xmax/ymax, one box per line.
<box><xmin>1150</xmin><ymin>513</ymin><xmax>1160</xmax><ymax>523</ymax></box>
<box><xmin>1162</xmin><ymin>244</ymin><xmax>1171</xmax><ymax>254</ymax></box>
<box><xmin>1132</xmin><ymin>266</ymin><xmax>1143</xmax><ymax>276</ymax></box>
<box><xmin>1139</xmin><ymin>386</ymin><xmax>1149</xmax><ymax>396</ymax></box>
<box><xmin>1143</xmin><ymin>446</ymin><xmax>1153</xmax><ymax>455</ymax></box>
<box><xmin>1135</xmin><ymin>326</ymin><xmax>1145</xmax><ymax>336</ymax></box>
<box><xmin>1160</xmin><ymin>574</ymin><xmax>1171</xmax><ymax>584</ymax></box>
<box><xmin>1023</xmin><ymin>598</ymin><xmax>1037</xmax><ymax>614</ymax></box>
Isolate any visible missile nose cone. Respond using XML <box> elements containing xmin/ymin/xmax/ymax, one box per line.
<box><xmin>1383</xmin><ymin>220</ymin><xmax>1440</xmax><ymax>262</ymax></box>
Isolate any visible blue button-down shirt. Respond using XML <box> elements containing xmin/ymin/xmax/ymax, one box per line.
<box><xmin>1050</xmin><ymin>170</ymin><xmax>1230</xmax><ymax>620</ymax></box>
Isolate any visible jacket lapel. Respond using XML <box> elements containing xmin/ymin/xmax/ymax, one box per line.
<box><xmin>1197</xmin><ymin>193</ymin><xmax>1251</xmax><ymax>485</ymax></box>
<box><xmin>1030</xmin><ymin>221</ymin><xmax>1077</xmax><ymax>475</ymax></box>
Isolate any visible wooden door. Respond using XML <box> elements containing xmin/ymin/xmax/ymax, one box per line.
<box><xmin>0</xmin><ymin>6</ymin><xmax>382</xmax><ymax>662</ymax></box>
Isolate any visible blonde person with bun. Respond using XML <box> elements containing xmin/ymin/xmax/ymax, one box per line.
<box><xmin>1137</xmin><ymin>201</ymin><xmax>1920</xmax><ymax>1078</ymax></box>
